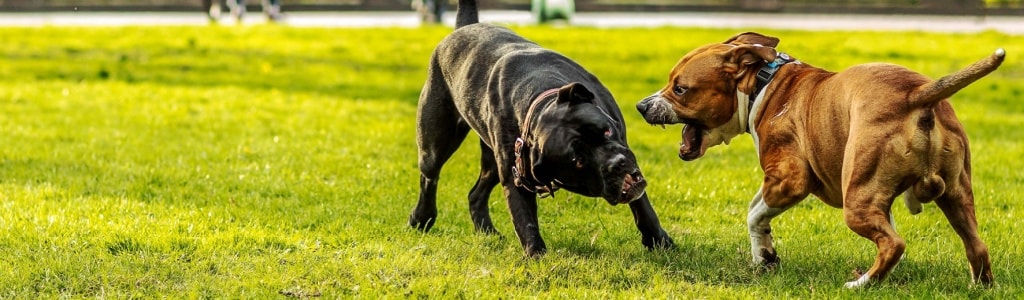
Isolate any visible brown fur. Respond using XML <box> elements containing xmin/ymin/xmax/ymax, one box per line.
<box><xmin>636</xmin><ymin>32</ymin><xmax>1004</xmax><ymax>287</ymax></box>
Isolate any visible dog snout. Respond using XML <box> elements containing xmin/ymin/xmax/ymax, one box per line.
<box><xmin>637</xmin><ymin>93</ymin><xmax>673</xmax><ymax>124</ymax></box>
<box><xmin>636</xmin><ymin>97</ymin><xmax>654</xmax><ymax>115</ymax></box>
<box><xmin>630</xmin><ymin>169</ymin><xmax>644</xmax><ymax>185</ymax></box>
<box><xmin>605</xmin><ymin>152</ymin><xmax>634</xmax><ymax>173</ymax></box>
<box><xmin>602</xmin><ymin>151</ymin><xmax>626</xmax><ymax>173</ymax></box>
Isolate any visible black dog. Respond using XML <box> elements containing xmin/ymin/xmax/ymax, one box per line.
<box><xmin>410</xmin><ymin>0</ymin><xmax>674</xmax><ymax>256</ymax></box>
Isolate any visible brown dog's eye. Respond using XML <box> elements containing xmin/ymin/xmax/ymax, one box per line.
<box><xmin>572</xmin><ymin>157</ymin><xmax>585</xmax><ymax>169</ymax></box>
<box><xmin>673</xmin><ymin>85</ymin><xmax>687</xmax><ymax>96</ymax></box>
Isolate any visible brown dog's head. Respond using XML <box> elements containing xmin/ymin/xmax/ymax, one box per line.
<box><xmin>636</xmin><ymin>32</ymin><xmax>779</xmax><ymax>160</ymax></box>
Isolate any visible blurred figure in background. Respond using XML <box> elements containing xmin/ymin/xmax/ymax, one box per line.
<box><xmin>202</xmin><ymin>0</ymin><xmax>222</xmax><ymax>21</ymax></box>
<box><xmin>205</xmin><ymin>0</ymin><xmax>283</xmax><ymax>22</ymax></box>
<box><xmin>412</xmin><ymin>0</ymin><xmax>445</xmax><ymax>24</ymax></box>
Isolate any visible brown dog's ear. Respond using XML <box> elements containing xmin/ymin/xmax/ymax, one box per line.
<box><xmin>724</xmin><ymin>44</ymin><xmax>778</xmax><ymax>79</ymax></box>
<box><xmin>557</xmin><ymin>82</ymin><xmax>594</xmax><ymax>105</ymax></box>
<box><xmin>724</xmin><ymin>32</ymin><xmax>780</xmax><ymax>48</ymax></box>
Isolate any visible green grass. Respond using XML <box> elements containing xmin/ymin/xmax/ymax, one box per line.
<box><xmin>0</xmin><ymin>24</ymin><xmax>1021</xmax><ymax>298</ymax></box>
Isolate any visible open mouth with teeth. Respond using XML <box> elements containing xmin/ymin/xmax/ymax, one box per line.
<box><xmin>608</xmin><ymin>172</ymin><xmax>646</xmax><ymax>205</ymax></box>
<box><xmin>679</xmin><ymin>123</ymin><xmax>706</xmax><ymax>161</ymax></box>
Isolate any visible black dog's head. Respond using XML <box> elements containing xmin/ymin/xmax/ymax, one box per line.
<box><xmin>526</xmin><ymin>83</ymin><xmax>647</xmax><ymax>205</ymax></box>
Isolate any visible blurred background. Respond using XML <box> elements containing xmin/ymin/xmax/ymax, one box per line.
<box><xmin>0</xmin><ymin>0</ymin><xmax>1021</xmax><ymax>15</ymax></box>
<box><xmin>0</xmin><ymin>0</ymin><xmax>1021</xmax><ymax>29</ymax></box>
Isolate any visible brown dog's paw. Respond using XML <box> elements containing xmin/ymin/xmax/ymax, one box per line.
<box><xmin>851</xmin><ymin>267</ymin><xmax>865</xmax><ymax>278</ymax></box>
<box><xmin>759</xmin><ymin>248</ymin><xmax>780</xmax><ymax>269</ymax></box>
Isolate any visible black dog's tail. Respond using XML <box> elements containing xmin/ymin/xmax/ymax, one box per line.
<box><xmin>456</xmin><ymin>0</ymin><xmax>479</xmax><ymax>28</ymax></box>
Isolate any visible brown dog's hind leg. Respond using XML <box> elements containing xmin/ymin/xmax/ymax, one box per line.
<box><xmin>935</xmin><ymin>172</ymin><xmax>993</xmax><ymax>286</ymax></box>
<box><xmin>842</xmin><ymin>185</ymin><xmax>905</xmax><ymax>288</ymax></box>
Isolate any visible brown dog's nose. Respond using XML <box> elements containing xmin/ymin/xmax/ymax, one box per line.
<box><xmin>636</xmin><ymin>99</ymin><xmax>651</xmax><ymax>115</ymax></box>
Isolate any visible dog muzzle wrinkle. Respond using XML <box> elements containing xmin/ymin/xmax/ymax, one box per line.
<box><xmin>605</xmin><ymin>153</ymin><xmax>627</xmax><ymax>173</ymax></box>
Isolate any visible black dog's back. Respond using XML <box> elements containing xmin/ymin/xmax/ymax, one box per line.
<box><xmin>439</xmin><ymin>0</ymin><xmax>608</xmax><ymax>118</ymax></box>
<box><xmin>437</xmin><ymin>24</ymin><xmax>552</xmax><ymax>104</ymax></box>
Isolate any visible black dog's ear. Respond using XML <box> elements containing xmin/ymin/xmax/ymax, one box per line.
<box><xmin>724</xmin><ymin>32</ymin><xmax>780</xmax><ymax>48</ymax></box>
<box><xmin>557</xmin><ymin>82</ymin><xmax>594</xmax><ymax>105</ymax></box>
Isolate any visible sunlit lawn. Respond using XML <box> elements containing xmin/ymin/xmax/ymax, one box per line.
<box><xmin>0</xmin><ymin>25</ymin><xmax>1021</xmax><ymax>298</ymax></box>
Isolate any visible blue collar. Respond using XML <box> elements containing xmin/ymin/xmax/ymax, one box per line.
<box><xmin>749</xmin><ymin>52</ymin><xmax>795</xmax><ymax>111</ymax></box>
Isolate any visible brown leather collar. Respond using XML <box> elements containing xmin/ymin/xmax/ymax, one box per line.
<box><xmin>513</xmin><ymin>88</ymin><xmax>561</xmax><ymax>197</ymax></box>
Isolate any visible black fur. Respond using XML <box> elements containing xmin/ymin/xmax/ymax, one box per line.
<box><xmin>410</xmin><ymin>0</ymin><xmax>674</xmax><ymax>256</ymax></box>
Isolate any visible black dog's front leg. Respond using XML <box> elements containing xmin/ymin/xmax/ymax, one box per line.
<box><xmin>629</xmin><ymin>193</ymin><xmax>675</xmax><ymax>250</ymax></box>
<box><xmin>504</xmin><ymin>185</ymin><xmax>546</xmax><ymax>256</ymax></box>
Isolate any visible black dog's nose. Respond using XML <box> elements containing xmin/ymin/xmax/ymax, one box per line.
<box><xmin>631</xmin><ymin>170</ymin><xmax>644</xmax><ymax>184</ymax></box>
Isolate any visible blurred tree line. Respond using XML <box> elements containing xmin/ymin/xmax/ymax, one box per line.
<box><xmin>1</xmin><ymin>0</ymin><xmax>1021</xmax><ymax>14</ymax></box>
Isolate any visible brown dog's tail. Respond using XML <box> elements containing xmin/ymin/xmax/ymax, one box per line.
<box><xmin>456</xmin><ymin>0</ymin><xmax>479</xmax><ymax>28</ymax></box>
<box><xmin>910</xmin><ymin>48</ymin><xmax>1005</xmax><ymax>106</ymax></box>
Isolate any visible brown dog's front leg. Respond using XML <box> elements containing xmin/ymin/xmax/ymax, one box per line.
<box><xmin>747</xmin><ymin>187</ymin><xmax>783</xmax><ymax>268</ymax></box>
<box><xmin>504</xmin><ymin>185</ymin><xmax>546</xmax><ymax>256</ymax></box>
<box><xmin>629</xmin><ymin>193</ymin><xmax>675</xmax><ymax>250</ymax></box>
<box><xmin>751</xmin><ymin>154</ymin><xmax>813</xmax><ymax>268</ymax></box>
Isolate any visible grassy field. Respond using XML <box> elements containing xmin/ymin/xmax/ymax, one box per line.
<box><xmin>0</xmin><ymin>24</ymin><xmax>1021</xmax><ymax>298</ymax></box>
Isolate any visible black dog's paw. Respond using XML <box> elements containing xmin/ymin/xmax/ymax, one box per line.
<box><xmin>408</xmin><ymin>214</ymin><xmax>435</xmax><ymax>232</ymax></box>
<box><xmin>474</xmin><ymin>225</ymin><xmax>500</xmax><ymax>235</ymax></box>
<box><xmin>523</xmin><ymin>241</ymin><xmax>548</xmax><ymax>258</ymax></box>
<box><xmin>471</xmin><ymin>218</ymin><xmax>499</xmax><ymax>235</ymax></box>
<box><xmin>642</xmin><ymin>231</ymin><xmax>676</xmax><ymax>250</ymax></box>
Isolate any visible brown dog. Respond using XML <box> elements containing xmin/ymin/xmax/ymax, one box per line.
<box><xmin>636</xmin><ymin>32</ymin><xmax>1004</xmax><ymax>287</ymax></box>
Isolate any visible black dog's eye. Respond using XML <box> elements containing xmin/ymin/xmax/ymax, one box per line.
<box><xmin>672</xmin><ymin>85</ymin><xmax>687</xmax><ymax>96</ymax></box>
<box><xmin>572</xmin><ymin>156</ymin><xmax>585</xmax><ymax>169</ymax></box>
